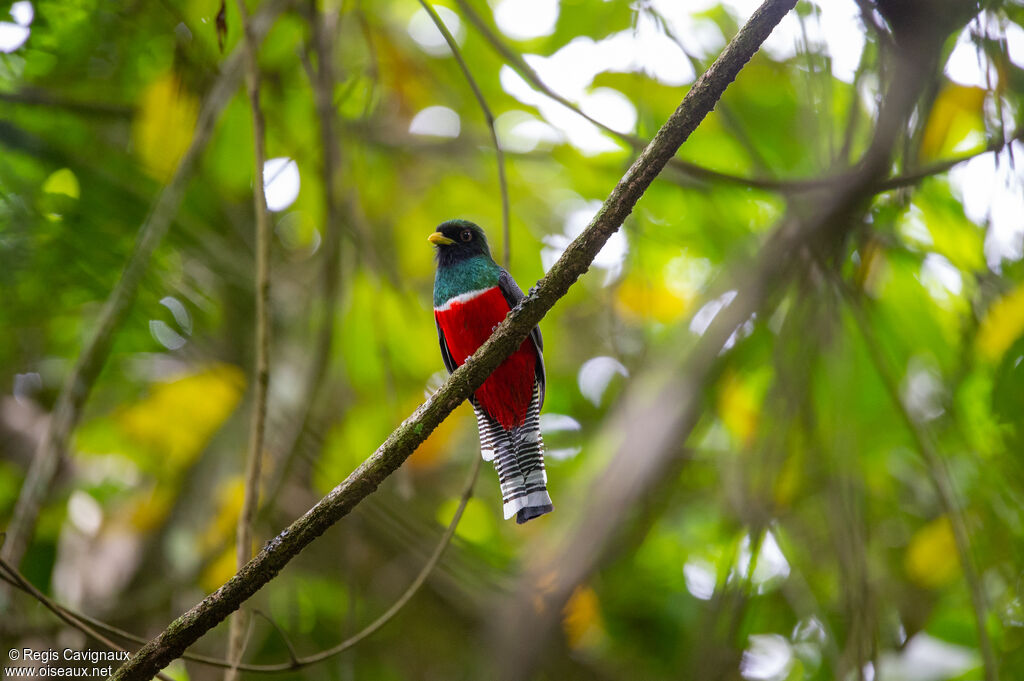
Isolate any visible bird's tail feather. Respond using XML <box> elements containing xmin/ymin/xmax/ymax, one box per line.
<box><xmin>472</xmin><ymin>384</ymin><xmax>553</xmax><ymax>523</ymax></box>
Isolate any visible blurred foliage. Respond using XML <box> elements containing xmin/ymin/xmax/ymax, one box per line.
<box><xmin>2</xmin><ymin>0</ymin><xmax>1024</xmax><ymax>680</ymax></box>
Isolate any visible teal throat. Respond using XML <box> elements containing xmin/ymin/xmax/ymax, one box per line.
<box><xmin>434</xmin><ymin>256</ymin><xmax>500</xmax><ymax>307</ymax></box>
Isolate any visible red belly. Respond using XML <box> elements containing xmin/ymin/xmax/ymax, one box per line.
<box><xmin>435</xmin><ymin>287</ymin><xmax>537</xmax><ymax>429</ymax></box>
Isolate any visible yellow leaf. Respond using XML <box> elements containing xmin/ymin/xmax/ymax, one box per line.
<box><xmin>905</xmin><ymin>516</ymin><xmax>960</xmax><ymax>588</ymax></box>
<box><xmin>562</xmin><ymin>585</ymin><xmax>602</xmax><ymax>649</ymax></box>
<box><xmin>614</xmin><ymin>275</ymin><xmax>691</xmax><ymax>324</ymax></box>
<box><xmin>197</xmin><ymin>476</ymin><xmax>250</xmax><ymax>591</ymax></box>
<box><xmin>118</xmin><ymin>364</ymin><xmax>245</xmax><ymax>466</ymax></box>
<box><xmin>42</xmin><ymin>168</ymin><xmax>80</xmax><ymax>199</ymax></box>
<box><xmin>39</xmin><ymin>167</ymin><xmax>81</xmax><ymax>221</ymax></box>
<box><xmin>133</xmin><ymin>72</ymin><xmax>199</xmax><ymax>180</ymax></box>
<box><xmin>717</xmin><ymin>370</ymin><xmax>760</xmax><ymax>446</ymax></box>
<box><xmin>919</xmin><ymin>85</ymin><xmax>986</xmax><ymax>161</ymax></box>
<box><xmin>532</xmin><ymin>569</ymin><xmax>559</xmax><ymax>615</ymax></box>
<box><xmin>162</xmin><ymin>661</ymin><xmax>190</xmax><ymax>681</ymax></box>
<box><xmin>773</xmin><ymin>452</ymin><xmax>802</xmax><ymax>509</ymax></box>
<box><xmin>407</xmin><ymin>400</ymin><xmax>467</xmax><ymax>470</ymax></box>
<box><xmin>199</xmin><ymin>476</ymin><xmax>246</xmax><ymax>553</ymax></box>
<box><xmin>124</xmin><ymin>486</ymin><xmax>174</xmax><ymax>532</ymax></box>
<box><xmin>435</xmin><ymin>497</ymin><xmax>494</xmax><ymax>545</ymax></box>
<box><xmin>977</xmin><ymin>284</ymin><xmax>1024</xmax><ymax>362</ymax></box>
<box><xmin>856</xmin><ymin>239</ymin><xmax>888</xmax><ymax>297</ymax></box>
<box><xmin>200</xmin><ymin>545</ymin><xmax>238</xmax><ymax>593</ymax></box>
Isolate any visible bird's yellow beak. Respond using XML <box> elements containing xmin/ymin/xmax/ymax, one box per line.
<box><xmin>428</xmin><ymin>232</ymin><xmax>454</xmax><ymax>246</ymax></box>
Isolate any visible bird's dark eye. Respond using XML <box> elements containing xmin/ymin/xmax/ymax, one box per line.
<box><xmin>460</xmin><ymin>229</ymin><xmax>473</xmax><ymax>242</ymax></box>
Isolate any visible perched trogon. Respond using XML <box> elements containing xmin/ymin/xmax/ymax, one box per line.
<box><xmin>429</xmin><ymin>219</ymin><xmax>553</xmax><ymax>524</ymax></box>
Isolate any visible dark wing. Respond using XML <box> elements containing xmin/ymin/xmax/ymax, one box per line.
<box><xmin>498</xmin><ymin>268</ymin><xmax>546</xmax><ymax>407</ymax></box>
<box><xmin>436</xmin><ymin>319</ymin><xmax>458</xmax><ymax>374</ymax></box>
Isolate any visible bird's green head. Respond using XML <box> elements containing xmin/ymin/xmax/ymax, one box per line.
<box><xmin>428</xmin><ymin>219</ymin><xmax>492</xmax><ymax>268</ymax></box>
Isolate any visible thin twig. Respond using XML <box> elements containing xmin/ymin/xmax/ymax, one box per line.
<box><xmin>453</xmin><ymin>0</ymin><xmax>1005</xmax><ymax>196</ymax></box>
<box><xmin>418</xmin><ymin>0</ymin><xmax>511</xmax><ymax>269</ymax></box>
<box><xmin>0</xmin><ymin>562</ymin><xmax>176</xmax><ymax>681</ymax></box>
<box><xmin>874</xmin><ymin>129</ymin><xmax>1024</xmax><ymax>190</ymax></box>
<box><xmin>262</xmin><ymin>0</ymin><xmax>345</xmax><ymax>508</ymax></box>
<box><xmin>336</xmin><ymin>106</ymin><xmax>1018</xmax><ymax>194</ymax></box>
<box><xmin>647</xmin><ymin>6</ymin><xmax>773</xmax><ymax>175</ymax></box>
<box><xmin>0</xmin><ymin>89</ymin><xmax>133</xmax><ymax>117</ymax></box>
<box><xmin>252</xmin><ymin>610</ymin><xmax>301</xmax><ymax>667</ymax></box>
<box><xmin>278</xmin><ymin>456</ymin><xmax>483</xmax><ymax>666</ymax></box>
<box><xmin>452</xmin><ymin>0</ymin><xmax>782</xmax><ymax>190</ymax></box>
<box><xmin>0</xmin><ymin>0</ymin><xmax>292</xmax><ymax>574</ymax></box>
<box><xmin>225</xmin><ymin>0</ymin><xmax>274</xmax><ymax>678</ymax></box>
<box><xmin>853</xmin><ymin>0</ymin><xmax>894</xmax><ymax>49</ymax></box>
<box><xmin>836</xmin><ymin>43</ymin><xmax>870</xmax><ymax>166</ymax></box>
<box><xmin>355</xmin><ymin>2</ymin><xmax>381</xmax><ymax>120</ymax></box>
<box><xmin>0</xmin><ymin>457</ymin><xmax>481</xmax><ymax>674</ymax></box>
<box><xmin>839</xmin><ymin>283</ymin><xmax>999</xmax><ymax>681</ymax></box>
<box><xmin>452</xmin><ymin>0</ymin><xmax>618</xmax><ymax>133</ymax></box>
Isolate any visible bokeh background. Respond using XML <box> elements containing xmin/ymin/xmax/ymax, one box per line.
<box><xmin>2</xmin><ymin>0</ymin><xmax>1024</xmax><ymax>680</ymax></box>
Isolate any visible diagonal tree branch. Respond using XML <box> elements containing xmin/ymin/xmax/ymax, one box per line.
<box><xmin>108</xmin><ymin>2</ymin><xmax>798</xmax><ymax>678</ymax></box>
<box><xmin>0</xmin><ymin>0</ymin><xmax>293</xmax><ymax>572</ymax></box>
<box><xmin>417</xmin><ymin>0</ymin><xmax>512</xmax><ymax>269</ymax></box>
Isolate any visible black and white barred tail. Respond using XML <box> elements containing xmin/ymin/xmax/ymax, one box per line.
<box><xmin>472</xmin><ymin>383</ymin><xmax>553</xmax><ymax>524</ymax></box>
